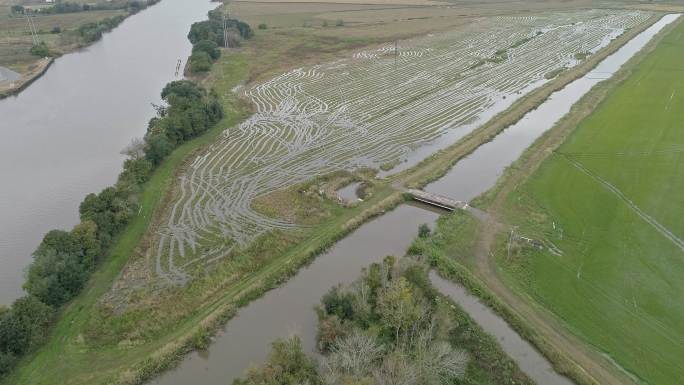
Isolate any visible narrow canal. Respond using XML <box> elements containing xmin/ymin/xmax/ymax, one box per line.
<box><xmin>0</xmin><ymin>0</ymin><xmax>216</xmax><ymax>304</ymax></box>
<box><xmin>152</xmin><ymin>13</ymin><xmax>681</xmax><ymax>385</ymax></box>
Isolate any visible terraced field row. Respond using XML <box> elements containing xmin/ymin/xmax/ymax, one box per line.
<box><xmin>150</xmin><ymin>10</ymin><xmax>650</xmax><ymax>284</ymax></box>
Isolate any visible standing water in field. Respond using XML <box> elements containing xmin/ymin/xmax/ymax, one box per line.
<box><xmin>425</xmin><ymin>13</ymin><xmax>682</xmax><ymax>201</ymax></box>
<box><xmin>149</xmin><ymin>13</ymin><xmax>679</xmax><ymax>385</ymax></box>
<box><xmin>0</xmin><ymin>0</ymin><xmax>216</xmax><ymax>304</ymax></box>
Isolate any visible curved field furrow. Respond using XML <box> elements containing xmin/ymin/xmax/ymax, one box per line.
<box><xmin>147</xmin><ymin>10</ymin><xmax>650</xmax><ymax>282</ymax></box>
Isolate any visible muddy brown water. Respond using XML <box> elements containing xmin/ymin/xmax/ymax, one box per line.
<box><xmin>430</xmin><ymin>272</ymin><xmax>574</xmax><ymax>385</ymax></box>
<box><xmin>151</xmin><ymin>14</ymin><xmax>679</xmax><ymax>385</ymax></box>
<box><xmin>152</xmin><ymin>202</ymin><xmax>442</xmax><ymax>385</ymax></box>
<box><xmin>0</xmin><ymin>0</ymin><xmax>216</xmax><ymax>304</ymax></box>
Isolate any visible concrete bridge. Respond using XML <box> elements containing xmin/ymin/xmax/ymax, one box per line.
<box><xmin>406</xmin><ymin>189</ymin><xmax>467</xmax><ymax>211</ymax></box>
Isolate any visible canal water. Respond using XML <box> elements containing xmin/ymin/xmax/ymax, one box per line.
<box><xmin>0</xmin><ymin>0</ymin><xmax>216</xmax><ymax>304</ymax></box>
<box><xmin>151</xmin><ymin>13</ymin><xmax>679</xmax><ymax>385</ymax></box>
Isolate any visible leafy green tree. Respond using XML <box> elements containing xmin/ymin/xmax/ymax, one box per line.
<box><xmin>0</xmin><ymin>296</ymin><xmax>53</xmax><ymax>355</ymax></box>
<box><xmin>322</xmin><ymin>286</ymin><xmax>355</xmax><ymax>320</ymax></box>
<box><xmin>192</xmin><ymin>39</ymin><xmax>220</xmax><ymax>60</ymax></box>
<box><xmin>232</xmin><ymin>336</ymin><xmax>320</xmax><ymax>385</ymax></box>
<box><xmin>79</xmin><ymin>187</ymin><xmax>135</xmax><ymax>246</ymax></box>
<box><xmin>144</xmin><ymin>134</ymin><xmax>173</xmax><ymax>165</ymax></box>
<box><xmin>376</xmin><ymin>277</ymin><xmax>427</xmax><ymax>343</ymax></box>
<box><xmin>190</xmin><ymin>51</ymin><xmax>212</xmax><ymax>73</ymax></box>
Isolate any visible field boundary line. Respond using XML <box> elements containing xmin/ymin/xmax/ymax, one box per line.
<box><xmin>560</xmin><ymin>153</ymin><xmax>684</xmax><ymax>252</ymax></box>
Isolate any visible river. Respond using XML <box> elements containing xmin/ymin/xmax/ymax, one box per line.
<box><xmin>0</xmin><ymin>0</ymin><xmax>216</xmax><ymax>304</ymax></box>
<box><xmin>151</xmin><ymin>13</ymin><xmax>680</xmax><ymax>385</ymax></box>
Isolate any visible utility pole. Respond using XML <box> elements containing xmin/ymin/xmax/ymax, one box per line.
<box><xmin>223</xmin><ymin>15</ymin><xmax>228</xmax><ymax>48</ymax></box>
<box><xmin>394</xmin><ymin>40</ymin><xmax>398</xmax><ymax>68</ymax></box>
<box><xmin>25</xmin><ymin>11</ymin><xmax>38</xmax><ymax>45</ymax></box>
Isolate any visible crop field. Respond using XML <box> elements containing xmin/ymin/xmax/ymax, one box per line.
<box><xmin>498</xmin><ymin>18</ymin><xmax>684</xmax><ymax>385</ymax></box>
<box><xmin>141</xmin><ymin>10</ymin><xmax>650</xmax><ymax>285</ymax></box>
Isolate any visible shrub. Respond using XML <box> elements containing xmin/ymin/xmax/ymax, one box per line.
<box><xmin>30</xmin><ymin>42</ymin><xmax>50</xmax><ymax>57</ymax></box>
<box><xmin>51</xmin><ymin>26</ymin><xmax>61</xmax><ymax>34</ymax></box>
<box><xmin>418</xmin><ymin>223</ymin><xmax>431</xmax><ymax>238</ymax></box>
<box><xmin>335</xmin><ymin>19</ymin><xmax>344</xmax><ymax>27</ymax></box>
<box><xmin>258</xmin><ymin>23</ymin><xmax>267</xmax><ymax>30</ymax></box>
<box><xmin>192</xmin><ymin>39</ymin><xmax>220</xmax><ymax>60</ymax></box>
<box><xmin>189</xmin><ymin>51</ymin><xmax>212</xmax><ymax>73</ymax></box>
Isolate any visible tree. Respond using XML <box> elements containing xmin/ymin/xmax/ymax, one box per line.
<box><xmin>192</xmin><ymin>39</ymin><xmax>220</xmax><ymax>60</ymax></box>
<box><xmin>322</xmin><ymin>286</ymin><xmax>355</xmax><ymax>320</ymax></box>
<box><xmin>121</xmin><ymin>137</ymin><xmax>146</xmax><ymax>159</ymax></box>
<box><xmin>376</xmin><ymin>277</ymin><xmax>427</xmax><ymax>343</ymax></box>
<box><xmin>233</xmin><ymin>336</ymin><xmax>320</xmax><ymax>385</ymax></box>
<box><xmin>190</xmin><ymin>51</ymin><xmax>212</xmax><ymax>73</ymax></box>
<box><xmin>11</xmin><ymin>5</ymin><xmax>24</xmax><ymax>14</ymax></box>
<box><xmin>30</xmin><ymin>42</ymin><xmax>50</xmax><ymax>57</ymax></box>
<box><xmin>144</xmin><ymin>134</ymin><xmax>173</xmax><ymax>165</ymax></box>
<box><xmin>418</xmin><ymin>224</ymin><xmax>430</xmax><ymax>238</ymax></box>
<box><xmin>0</xmin><ymin>296</ymin><xmax>53</xmax><ymax>356</ymax></box>
<box><xmin>321</xmin><ymin>332</ymin><xmax>384</xmax><ymax>380</ymax></box>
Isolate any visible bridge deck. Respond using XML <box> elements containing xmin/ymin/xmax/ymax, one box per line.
<box><xmin>406</xmin><ymin>189</ymin><xmax>467</xmax><ymax>211</ymax></box>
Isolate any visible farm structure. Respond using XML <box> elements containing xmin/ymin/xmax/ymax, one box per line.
<box><xmin>146</xmin><ymin>10</ymin><xmax>651</xmax><ymax>284</ymax></box>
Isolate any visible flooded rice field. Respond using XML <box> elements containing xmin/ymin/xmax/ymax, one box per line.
<box><xmin>148</xmin><ymin>10</ymin><xmax>649</xmax><ymax>285</ymax></box>
<box><xmin>0</xmin><ymin>0</ymin><xmax>216</xmax><ymax>304</ymax></box>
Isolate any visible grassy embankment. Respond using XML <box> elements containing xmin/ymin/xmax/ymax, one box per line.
<box><xmin>491</xmin><ymin>18</ymin><xmax>684</xmax><ymax>385</ymax></box>
<box><xmin>5</xmin><ymin>6</ymin><xmax>662</xmax><ymax>385</ymax></box>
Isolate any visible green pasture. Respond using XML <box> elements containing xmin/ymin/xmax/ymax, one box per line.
<box><xmin>499</xmin><ymin>19</ymin><xmax>684</xmax><ymax>385</ymax></box>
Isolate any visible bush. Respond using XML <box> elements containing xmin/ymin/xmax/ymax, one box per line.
<box><xmin>418</xmin><ymin>223</ymin><xmax>431</xmax><ymax>238</ymax></box>
<box><xmin>258</xmin><ymin>23</ymin><xmax>267</xmax><ymax>30</ymax></box>
<box><xmin>24</xmin><ymin>225</ymin><xmax>100</xmax><ymax>306</ymax></box>
<box><xmin>335</xmin><ymin>19</ymin><xmax>344</xmax><ymax>27</ymax></box>
<box><xmin>30</xmin><ymin>42</ymin><xmax>50</xmax><ymax>57</ymax></box>
<box><xmin>78</xmin><ymin>15</ymin><xmax>125</xmax><ymax>43</ymax></box>
<box><xmin>192</xmin><ymin>39</ymin><xmax>220</xmax><ymax>60</ymax></box>
<box><xmin>189</xmin><ymin>51</ymin><xmax>212</xmax><ymax>73</ymax></box>
<box><xmin>51</xmin><ymin>26</ymin><xmax>61</xmax><ymax>34</ymax></box>
<box><xmin>0</xmin><ymin>296</ymin><xmax>53</xmax><ymax>356</ymax></box>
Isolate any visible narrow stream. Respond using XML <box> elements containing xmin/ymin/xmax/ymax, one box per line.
<box><xmin>430</xmin><ymin>272</ymin><xmax>573</xmax><ymax>385</ymax></box>
<box><xmin>0</xmin><ymin>0</ymin><xmax>216</xmax><ymax>304</ymax></box>
<box><xmin>153</xmin><ymin>13</ymin><xmax>680</xmax><ymax>385</ymax></box>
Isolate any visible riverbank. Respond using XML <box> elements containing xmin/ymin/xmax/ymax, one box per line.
<box><xmin>0</xmin><ymin>1</ymin><xmax>159</xmax><ymax>100</ymax></box>
<box><xmin>4</xmin><ymin>7</ymin><xmax>662</xmax><ymax>385</ymax></box>
<box><xmin>0</xmin><ymin>58</ymin><xmax>52</xmax><ymax>99</ymax></box>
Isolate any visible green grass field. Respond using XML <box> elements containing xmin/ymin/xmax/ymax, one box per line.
<box><xmin>499</xmin><ymin>19</ymin><xmax>684</xmax><ymax>385</ymax></box>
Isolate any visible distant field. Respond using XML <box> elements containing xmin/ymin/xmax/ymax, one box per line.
<box><xmin>0</xmin><ymin>9</ymin><xmax>126</xmax><ymax>72</ymax></box>
<box><xmin>499</xmin><ymin>19</ymin><xmax>684</xmax><ymax>385</ymax></box>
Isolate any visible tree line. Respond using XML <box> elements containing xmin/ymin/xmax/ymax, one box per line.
<box><xmin>11</xmin><ymin>0</ymin><xmax>159</xmax><ymax>16</ymax></box>
<box><xmin>187</xmin><ymin>9</ymin><xmax>253</xmax><ymax>74</ymax></box>
<box><xmin>0</xmin><ymin>79</ymin><xmax>222</xmax><ymax>379</ymax></box>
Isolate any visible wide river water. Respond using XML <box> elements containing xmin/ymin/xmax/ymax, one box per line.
<box><xmin>152</xmin><ymin>13</ymin><xmax>680</xmax><ymax>385</ymax></box>
<box><xmin>0</xmin><ymin>0</ymin><xmax>216</xmax><ymax>304</ymax></box>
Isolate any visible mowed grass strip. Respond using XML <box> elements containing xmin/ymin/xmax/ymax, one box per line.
<box><xmin>499</xmin><ymin>19</ymin><xmax>684</xmax><ymax>385</ymax></box>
